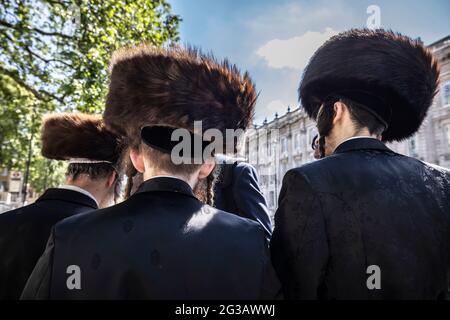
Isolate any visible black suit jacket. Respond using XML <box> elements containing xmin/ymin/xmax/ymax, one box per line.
<box><xmin>215</xmin><ymin>162</ymin><xmax>272</xmax><ymax>238</ymax></box>
<box><xmin>271</xmin><ymin>138</ymin><xmax>450</xmax><ymax>299</ymax></box>
<box><xmin>21</xmin><ymin>177</ymin><xmax>280</xmax><ymax>300</ymax></box>
<box><xmin>0</xmin><ymin>189</ymin><xmax>97</xmax><ymax>300</ymax></box>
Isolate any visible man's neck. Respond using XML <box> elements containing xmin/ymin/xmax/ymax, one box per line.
<box><xmin>63</xmin><ymin>179</ymin><xmax>103</xmax><ymax>207</ymax></box>
<box><xmin>332</xmin><ymin>132</ymin><xmax>379</xmax><ymax>153</ymax></box>
<box><xmin>60</xmin><ymin>183</ymin><xmax>99</xmax><ymax>207</ymax></box>
<box><xmin>143</xmin><ymin>171</ymin><xmax>196</xmax><ymax>189</ymax></box>
<box><xmin>328</xmin><ymin>125</ymin><xmax>379</xmax><ymax>152</ymax></box>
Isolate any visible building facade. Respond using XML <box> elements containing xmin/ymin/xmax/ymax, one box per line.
<box><xmin>0</xmin><ymin>168</ymin><xmax>38</xmax><ymax>213</ymax></box>
<box><xmin>244</xmin><ymin>35</ymin><xmax>450</xmax><ymax>217</ymax></box>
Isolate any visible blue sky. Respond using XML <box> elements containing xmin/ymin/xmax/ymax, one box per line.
<box><xmin>170</xmin><ymin>0</ymin><xmax>450</xmax><ymax>125</ymax></box>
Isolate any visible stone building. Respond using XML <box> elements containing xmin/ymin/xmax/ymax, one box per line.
<box><xmin>389</xmin><ymin>35</ymin><xmax>450</xmax><ymax>167</ymax></box>
<box><xmin>0</xmin><ymin>168</ymin><xmax>38</xmax><ymax>213</ymax></box>
<box><xmin>244</xmin><ymin>34</ymin><xmax>450</xmax><ymax>217</ymax></box>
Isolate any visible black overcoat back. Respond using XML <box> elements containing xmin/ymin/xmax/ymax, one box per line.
<box><xmin>271</xmin><ymin>138</ymin><xmax>450</xmax><ymax>299</ymax></box>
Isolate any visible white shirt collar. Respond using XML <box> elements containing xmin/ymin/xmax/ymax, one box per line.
<box><xmin>148</xmin><ymin>175</ymin><xmax>182</xmax><ymax>180</ymax></box>
<box><xmin>59</xmin><ymin>185</ymin><xmax>99</xmax><ymax>207</ymax></box>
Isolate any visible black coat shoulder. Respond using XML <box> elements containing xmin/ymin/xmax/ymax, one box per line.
<box><xmin>0</xmin><ymin>189</ymin><xmax>97</xmax><ymax>300</ymax></box>
<box><xmin>214</xmin><ymin>162</ymin><xmax>272</xmax><ymax>237</ymax></box>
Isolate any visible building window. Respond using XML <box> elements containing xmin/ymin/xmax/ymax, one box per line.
<box><xmin>269</xmin><ymin>174</ymin><xmax>275</xmax><ymax>185</ymax></box>
<box><xmin>259</xmin><ymin>142</ymin><xmax>266</xmax><ymax>161</ymax></box>
<box><xmin>441</xmin><ymin>81</ymin><xmax>450</xmax><ymax>107</ymax></box>
<box><xmin>445</xmin><ymin>123</ymin><xmax>450</xmax><ymax>148</ymax></box>
<box><xmin>268</xmin><ymin>191</ymin><xmax>275</xmax><ymax>208</ymax></box>
<box><xmin>280</xmin><ymin>137</ymin><xmax>287</xmax><ymax>154</ymax></box>
<box><xmin>307</xmin><ymin>127</ymin><xmax>317</xmax><ymax>148</ymax></box>
<box><xmin>294</xmin><ymin>133</ymin><xmax>301</xmax><ymax>150</ymax></box>
<box><xmin>409</xmin><ymin>138</ymin><xmax>418</xmax><ymax>157</ymax></box>
<box><xmin>280</xmin><ymin>162</ymin><xmax>287</xmax><ymax>179</ymax></box>
<box><xmin>260</xmin><ymin>175</ymin><xmax>268</xmax><ymax>186</ymax></box>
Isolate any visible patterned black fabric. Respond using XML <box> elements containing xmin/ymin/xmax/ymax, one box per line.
<box><xmin>271</xmin><ymin>138</ymin><xmax>450</xmax><ymax>299</ymax></box>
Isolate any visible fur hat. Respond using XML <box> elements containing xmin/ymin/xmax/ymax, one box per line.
<box><xmin>41</xmin><ymin>112</ymin><xmax>120</xmax><ymax>163</ymax></box>
<box><xmin>299</xmin><ymin>29</ymin><xmax>440</xmax><ymax>142</ymax></box>
<box><xmin>103</xmin><ymin>44</ymin><xmax>257</xmax><ymax>149</ymax></box>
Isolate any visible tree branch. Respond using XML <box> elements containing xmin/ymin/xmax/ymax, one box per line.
<box><xmin>0</xmin><ymin>19</ymin><xmax>73</xmax><ymax>39</ymax></box>
<box><xmin>3</xmin><ymin>32</ymin><xmax>74</xmax><ymax>68</ymax></box>
<box><xmin>0</xmin><ymin>65</ymin><xmax>64</xmax><ymax>103</ymax></box>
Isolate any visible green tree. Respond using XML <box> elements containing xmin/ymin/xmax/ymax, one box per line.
<box><xmin>0</xmin><ymin>0</ymin><xmax>181</xmax><ymax>194</ymax></box>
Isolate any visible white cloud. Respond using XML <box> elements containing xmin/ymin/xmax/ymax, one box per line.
<box><xmin>246</xmin><ymin>2</ymin><xmax>341</xmax><ymax>38</ymax></box>
<box><xmin>256</xmin><ymin>28</ymin><xmax>338</xmax><ymax>70</ymax></box>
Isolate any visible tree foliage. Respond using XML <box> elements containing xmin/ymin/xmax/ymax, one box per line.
<box><xmin>0</xmin><ymin>0</ymin><xmax>181</xmax><ymax>193</ymax></box>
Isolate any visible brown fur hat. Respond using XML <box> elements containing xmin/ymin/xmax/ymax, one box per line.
<box><xmin>41</xmin><ymin>112</ymin><xmax>120</xmax><ymax>162</ymax></box>
<box><xmin>103</xmin><ymin>44</ymin><xmax>257</xmax><ymax>148</ymax></box>
<box><xmin>299</xmin><ymin>29</ymin><xmax>440</xmax><ymax>142</ymax></box>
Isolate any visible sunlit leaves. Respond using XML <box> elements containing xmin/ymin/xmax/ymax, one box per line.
<box><xmin>0</xmin><ymin>0</ymin><xmax>180</xmax><ymax>192</ymax></box>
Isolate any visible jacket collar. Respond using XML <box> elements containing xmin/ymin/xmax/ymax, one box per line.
<box><xmin>36</xmin><ymin>188</ymin><xmax>98</xmax><ymax>209</ymax></box>
<box><xmin>59</xmin><ymin>185</ymin><xmax>99</xmax><ymax>207</ymax></box>
<box><xmin>333</xmin><ymin>137</ymin><xmax>393</xmax><ymax>155</ymax></box>
<box><xmin>217</xmin><ymin>163</ymin><xmax>235</xmax><ymax>188</ymax></box>
<box><xmin>135</xmin><ymin>176</ymin><xmax>198</xmax><ymax>200</ymax></box>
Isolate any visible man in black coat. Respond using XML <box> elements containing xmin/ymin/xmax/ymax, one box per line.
<box><xmin>21</xmin><ymin>45</ymin><xmax>280</xmax><ymax>299</ymax></box>
<box><xmin>215</xmin><ymin>157</ymin><xmax>272</xmax><ymax>238</ymax></box>
<box><xmin>271</xmin><ymin>29</ymin><xmax>450</xmax><ymax>299</ymax></box>
<box><xmin>0</xmin><ymin>113</ymin><xmax>121</xmax><ymax>300</ymax></box>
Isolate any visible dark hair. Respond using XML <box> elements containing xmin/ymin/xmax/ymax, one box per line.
<box><xmin>316</xmin><ymin>98</ymin><xmax>336</xmax><ymax>158</ymax></box>
<box><xmin>123</xmin><ymin>144</ymin><xmax>217</xmax><ymax>206</ymax></box>
<box><xmin>66</xmin><ymin>162</ymin><xmax>122</xmax><ymax>203</ymax></box>
<box><xmin>342</xmin><ymin>98</ymin><xmax>386</xmax><ymax>137</ymax></box>
<box><xmin>315</xmin><ymin>97</ymin><xmax>386</xmax><ymax>158</ymax></box>
<box><xmin>192</xmin><ymin>168</ymin><xmax>218</xmax><ymax>206</ymax></box>
<box><xmin>141</xmin><ymin>143</ymin><xmax>202</xmax><ymax>177</ymax></box>
<box><xmin>122</xmin><ymin>144</ymin><xmax>201</xmax><ymax>201</ymax></box>
<box><xmin>142</xmin><ymin>144</ymin><xmax>217</xmax><ymax>206</ymax></box>
<box><xmin>66</xmin><ymin>163</ymin><xmax>115</xmax><ymax>180</ymax></box>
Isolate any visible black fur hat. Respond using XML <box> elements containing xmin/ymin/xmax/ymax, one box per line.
<box><xmin>103</xmin><ymin>44</ymin><xmax>257</xmax><ymax>149</ymax></box>
<box><xmin>299</xmin><ymin>29</ymin><xmax>440</xmax><ymax>142</ymax></box>
<box><xmin>41</xmin><ymin>113</ymin><xmax>120</xmax><ymax>163</ymax></box>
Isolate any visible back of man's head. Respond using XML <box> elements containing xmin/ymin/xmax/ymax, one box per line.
<box><xmin>41</xmin><ymin>112</ymin><xmax>122</xmax><ymax>206</ymax></box>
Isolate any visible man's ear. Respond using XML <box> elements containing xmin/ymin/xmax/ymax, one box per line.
<box><xmin>198</xmin><ymin>161</ymin><xmax>215</xmax><ymax>179</ymax></box>
<box><xmin>332</xmin><ymin>101</ymin><xmax>346</xmax><ymax>125</ymax></box>
<box><xmin>106</xmin><ymin>170</ymin><xmax>117</xmax><ymax>188</ymax></box>
<box><xmin>129</xmin><ymin>147</ymin><xmax>145</xmax><ymax>173</ymax></box>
